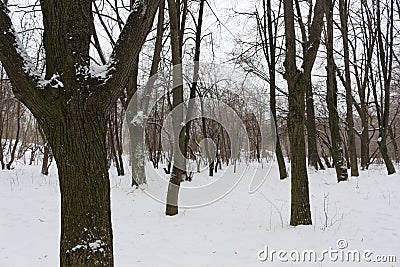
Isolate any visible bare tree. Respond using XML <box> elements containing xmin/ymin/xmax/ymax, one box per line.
<box><xmin>350</xmin><ymin>1</ymin><xmax>376</xmax><ymax>170</ymax></box>
<box><xmin>0</xmin><ymin>0</ymin><xmax>160</xmax><ymax>265</ymax></box>
<box><xmin>373</xmin><ymin>0</ymin><xmax>396</xmax><ymax>174</ymax></box>
<box><xmin>260</xmin><ymin>0</ymin><xmax>288</xmax><ymax>179</ymax></box>
<box><xmin>283</xmin><ymin>0</ymin><xmax>325</xmax><ymax>226</ymax></box>
<box><xmin>337</xmin><ymin>0</ymin><xmax>359</xmax><ymax>176</ymax></box>
<box><xmin>165</xmin><ymin>0</ymin><xmax>187</xmax><ymax>216</ymax></box>
<box><xmin>325</xmin><ymin>0</ymin><xmax>348</xmax><ymax>182</ymax></box>
<box><xmin>294</xmin><ymin>0</ymin><xmax>324</xmax><ymax>170</ymax></box>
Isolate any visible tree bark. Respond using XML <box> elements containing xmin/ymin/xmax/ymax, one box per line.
<box><xmin>41</xmin><ymin>143</ymin><xmax>50</xmax><ymax>175</ymax></box>
<box><xmin>129</xmin><ymin>91</ymin><xmax>147</xmax><ymax>186</ymax></box>
<box><xmin>166</xmin><ymin>0</ymin><xmax>186</xmax><ymax>216</ymax></box>
<box><xmin>294</xmin><ymin>0</ymin><xmax>321</xmax><ymax>171</ymax></box>
<box><xmin>265</xmin><ymin>0</ymin><xmax>288</xmax><ymax>179</ymax></box>
<box><xmin>339</xmin><ymin>0</ymin><xmax>359</xmax><ymax>176</ymax></box>
<box><xmin>325</xmin><ymin>0</ymin><xmax>348</xmax><ymax>182</ymax></box>
<box><xmin>0</xmin><ymin>1</ymin><xmax>160</xmax><ymax>265</ymax></box>
<box><xmin>185</xmin><ymin>0</ymin><xmax>205</xmax><ymax>161</ymax></box>
<box><xmin>305</xmin><ymin>73</ymin><xmax>320</xmax><ymax>170</ymax></box>
<box><xmin>388</xmin><ymin>125</ymin><xmax>399</xmax><ymax>163</ymax></box>
<box><xmin>0</xmin><ymin>65</ymin><xmax>5</xmax><ymax>169</ymax></box>
<box><xmin>375</xmin><ymin>0</ymin><xmax>396</xmax><ymax>175</ymax></box>
<box><xmin>42</xmin><ymin>111</ymin><xmax>113</xmax><ymax>266</ymax></box>
<box><xmin>283</xmin><ymin>0</ymin><xmax>324</xmax><ymax>226</ymax></box>
<box><xmin>288</xmin><ymin>76</ymin><xmax>312</xmax><ymax>225</ymax></box>
<box><xmin>6</xmin><ymin>101</ymin><xmax>20</xmax><ymax>170</ymax></box>
<box><xmin>125</xmin><ymin>1</ymin><xmax>165</xmax><ymax>186</ymax></box>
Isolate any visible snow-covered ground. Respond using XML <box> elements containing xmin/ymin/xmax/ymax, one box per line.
<box><xmin>0</xmin><ymin>161</ymin><xmax>399</xmax><ymax>266</ymax></box>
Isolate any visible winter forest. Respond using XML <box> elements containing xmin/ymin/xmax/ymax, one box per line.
<box><xmin>0</xmin><ymin>0</ymin><xmax>399</xmax><ymax>266</ymax></box>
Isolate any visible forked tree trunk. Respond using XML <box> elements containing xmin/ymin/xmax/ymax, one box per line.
<box><xmin>284</xmin><ymin>31</ymin><xmax>312</xmax><ymax>225</ymax></box>
<box><xmin>42</xmin><ymin>111</ymin><xmax>113</xmax><ymax>266</ymax></box>
<box><xmin>293</xmin><ymin>0</ymin><xmax>321</xmax><ymax>171</ymax></box>
<box><xmin>0</xmin><ymin>1</ymin><xmax>160</xmax><ymax>266</ymax></box>
<box><xmin>284</xmin><ymin>0</ymin><xmax>325</xmax><ymax>226</ymax></box>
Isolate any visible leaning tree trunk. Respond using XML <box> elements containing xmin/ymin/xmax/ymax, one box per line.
<box><xmin>42</xmin><ymin>111</ymin><xmax>113</xmax><ymax>266</ymax></box>
<box><xmin>6</xmin><ymin>101</ymin><xmax>21</xmax><ymax>170</ymax></box>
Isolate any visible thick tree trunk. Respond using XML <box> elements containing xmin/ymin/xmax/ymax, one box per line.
<box><xmin>285</xmin><ymin>18</ymin><xmax>312</xmax><ymax>225</ymax></box>
<box><xmin>0</xmin><ymin>1</ymin><xmax>159</xmax><ymax>266</ymax></box>
<box><xmin>284</xmin><ymin>0</ymin><xmax>325</xmax><ymax>226</ymax></box>
<box><xmin>43</xmin><ymin>112</ymin><xmax>113</xmax><ymax>267</ymax></box>
<box><xmin>288</xmin><ymin>76</ymin><xmax>312</xmax><ymax>226</ymax></box>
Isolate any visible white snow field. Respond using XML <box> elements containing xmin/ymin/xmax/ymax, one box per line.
<box><xmin>0</xmin><ymin>161</ymin><xmax>399</xmax><ymax>266</ymax></box>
